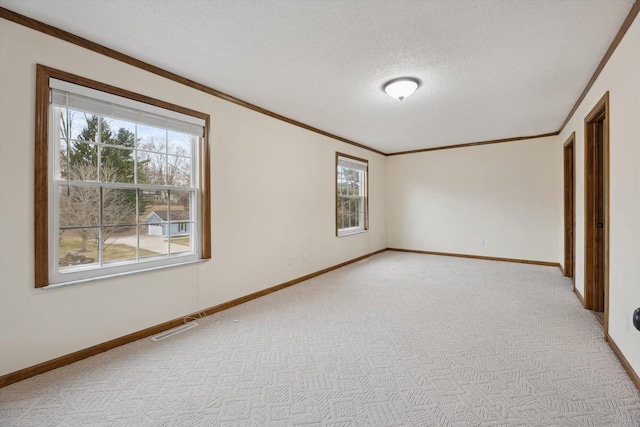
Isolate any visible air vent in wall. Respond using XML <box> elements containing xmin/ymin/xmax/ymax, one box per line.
<box><xmin>151</xmin><ymin>322</ymin><xmax>198</xmax><ymax>341</ymax></box>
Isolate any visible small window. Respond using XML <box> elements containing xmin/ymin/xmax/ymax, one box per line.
<box><xmin>336</xmin><ymin>153</ymin><xmax>368</xmax><ymax>236</ymax></box>
<box><xmin>35</xmin><ymin>65</ymin><xmax>211</xmax><ymax>287</ymax></box>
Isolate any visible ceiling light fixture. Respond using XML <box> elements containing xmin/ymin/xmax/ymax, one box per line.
<box><xmin>383</xmin><ymin>77</ymin><xmax>420</xmax><ymax>101</ymax></box>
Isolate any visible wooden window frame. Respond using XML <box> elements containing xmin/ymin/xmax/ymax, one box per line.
<box><xmin>34</xmin><ymin>64</ymin><xmax>211</xmax><ymax>288</ymax></box>
<box><xmin>335</xmin><ymin>152</ymin><xmax>369</xmax><ymax>237</ymax></box>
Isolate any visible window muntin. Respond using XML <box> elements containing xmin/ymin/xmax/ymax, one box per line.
<box><xmin>336</xmin><ymin>153</ymin><xmax>368</xmax><ymax>236</ymax></box>
<box><xmin>36</xmin><ymin>68</ymin><xmax>210</xmax><ymax>287</ymax></box>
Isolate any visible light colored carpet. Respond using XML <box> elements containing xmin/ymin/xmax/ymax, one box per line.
<box><xmin>1</xmin><ymin>251</ymin><xmax>639</xmax><ymax>426</ymax></box>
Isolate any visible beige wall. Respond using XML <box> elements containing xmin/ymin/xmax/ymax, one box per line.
<box><xmin>558</xmin><ymin>12</ymin><xmax>640</xmax><ymax>376</ymax></box>
<box><xmin>386</xmin><ymin>137</ymin><xmax>562</xmax><ymax>263</ymax></box>
<box><xmin>0</xmin><ymin>19</ymin><xmax>387</xmax><ymax>375</ymax></box>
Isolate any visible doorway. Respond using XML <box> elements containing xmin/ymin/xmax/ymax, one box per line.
<box><xmin>563</xmin><ymin>133</ymin><xmax>575</xmax><ymax>280</ymax></box>
<box><xmin>584</xmin><ymin>92</ymin><xmax>609</xmax><ymax>337</ymax></box>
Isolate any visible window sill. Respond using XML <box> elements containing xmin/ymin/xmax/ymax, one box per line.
<box><xmin>337</xmin><ymin>228</ymin><xmax>368</xmax><ymax>237</ymax></box>
<box><xmin>42</xmin><ymin>258</ymin><xmax>210</xmax><ymax>290</ymax></box>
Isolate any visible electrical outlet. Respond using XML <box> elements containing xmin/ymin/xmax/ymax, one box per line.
<box><xmin>288</xmin><ymin>256</ymin><xmax>293</xmax><ymax>266</ymax></box>
<box><xmin>478</xmin><ymin>238</ymin><xmax>484</xmax><ymax>246</ymax></box>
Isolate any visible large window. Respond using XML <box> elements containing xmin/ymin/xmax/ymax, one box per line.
<box><xmin>35</xmin><ymin>65</ymin><xmax>210</xmax><ymax>287</ymax></box>
<box><xmin>336</xmin><ymin>153</ymin><xmax>368</xmax><ymax>236</ymax></box>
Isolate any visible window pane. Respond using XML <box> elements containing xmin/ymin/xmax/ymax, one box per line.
<box><xmin>170</xmin><ymin>191</ymin><xmax>191</xmax><ymax>221</ymax></box>
<box><xmin>59</xmin><ymin>142</ymin><xmax>68</xmax><ymax>180</ymax></box>
<box><xmin>137</xmin><ymin>151</ymin><xmax>166</xmax><ymax>185</ymax></box>
<box><xmin>58</xmin><ymin>228</ymin><xmax>99</xmax><ymax>270</ymax></box>
<box><xmin>56</xmin><ymin>107</ymin><xmax>67</xmax><ymax>140</ymax></box>
<box><xmin>167</xmin><ymin>131</ymin><xmax>192</xmax><ymax>157</ymax></box>
<box><xmin>63</xmin><ymin>110</ymin><xmax>89</xmax><ymax>141</ymax></box>
<box><xmin>108</xmin><ymin>123</ymin><xmax>136</xmax><ymax>148</ymax></box>
<box><xmin>58</xmin><ymin>185</ymin><xmax>100</xmax><ymax>228</ymax></box>
<box><xmin>140</xmin><ymin>218</ymin><xmax>170</xmax><ymax>257</ymax></box>
<box><xmin>101</xmin><ymin>147</ymin><xmax>136</xmax><ymax>183</ymax></box>
<box><xmin>76</xmin><ymin>115</ymin><xmax>114</xmax><ymax>143</ymax></box>
<box><xmin>109</xmin><ymin>119</ymin><xmax>136</xmax><ymax>140</ymax></box>
<box><xmin>138</xmin><ymin>189</ymin><xmax>155</xmax><ymax>219</ymax></box>
<box><xmin>141</xmin><ymin>233</ymin><xmax>169</xmax><ymax>257</ymax></box>
<box><xmin>138</xmin><ymin>189</ymin><xmax>159</xmax><ymax>214</ymax></box>
<box><xmin>67</xmin><ymin>142</ymin><xmax>98</xmax><ymax>180</ymax></box>
<box><xmin>353</xmin><ymin>198</ymin><xmax>361</xmax><ymax>214</ymax></box>
<box><xmin>141</xmin><ymin>203</ymin><xmax>169</xmax><ymax>256</ymax></box>
<box><xmin>102</xmin><ymin>188</ymin><xmax>138</xmax><ymax>226</ymax></box>
<box><xmin>167</xmin><ymin>155</ymin><xmax>191</xmax><ymax>187</ymax></box>
<box><xmin>137</xmin><ymin>124</ymin><xmax>166</xmax><ymax>153</ymax></box>
<box><xmin>169</xmin><ymin>233</ymin><xmax>191</xmax><ymax>255</ymax></box>
<box><xmin>103</xmin><ymin>227</ymin><xmax>138</xmax><ymax>264</ymax></box>
<box><xmin>169</xmin><ymin>191</ymin><xmax>192</xmax><ymax>255</ymax></box>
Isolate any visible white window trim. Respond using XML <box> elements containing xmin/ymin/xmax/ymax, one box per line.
<box><xmin>337</xmin><ymin>227</ymin><xmax>368</xmax><ymax>237</ymax></box>
<box><xmin>336</xmin><ymin>153</ymin><xmax>368</xmax><ymax>237</ymax></box>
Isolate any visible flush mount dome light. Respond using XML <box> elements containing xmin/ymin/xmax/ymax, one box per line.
<box><xmin>383</xmin><ymin>77</ymin><xmax>420</xmax><ymax>101</ymax></box>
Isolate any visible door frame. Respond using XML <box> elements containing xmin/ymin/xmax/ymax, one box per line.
<box><xmin>563</xmin><ymin>133</ymin><xmax>575</xmax><ymax>280</ymax></box>
<box><xmin>583</xmin><ymin>91</ymin><xmax>609</xmax><ymax>338</ymax></box>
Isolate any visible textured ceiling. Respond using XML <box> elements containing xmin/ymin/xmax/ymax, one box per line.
<box><xmin>0</xmin><ymin>0</ymin><xmax>635</xmax><ymax>153</ymax></box>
